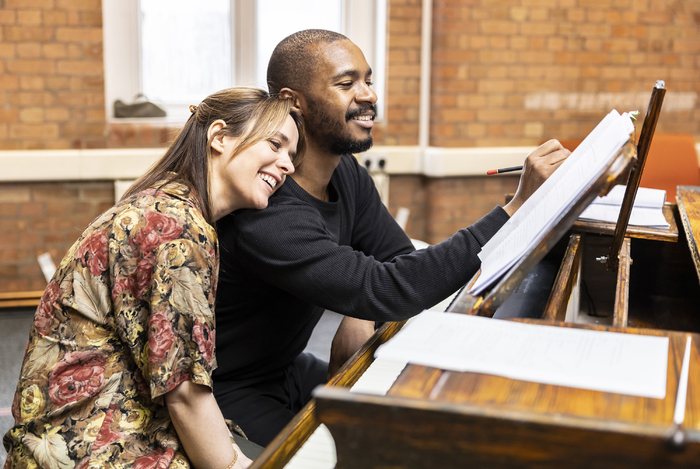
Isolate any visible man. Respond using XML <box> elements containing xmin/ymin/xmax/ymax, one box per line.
<box><xmin>213</xmin><ymin>29</ymin><xmax>569</xmax><ymax>446</ymax></box>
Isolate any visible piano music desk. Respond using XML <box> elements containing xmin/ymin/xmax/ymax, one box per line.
<box><xmin>315</xmin><ymin>322</ymin><xmax>700</xmax><ymax>469</ymax></box>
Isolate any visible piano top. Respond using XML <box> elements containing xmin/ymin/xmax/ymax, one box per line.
<box><xmin>381</xmin><ymin>320</ymin><xmax>699</xmax><ymax>437</ymax></box>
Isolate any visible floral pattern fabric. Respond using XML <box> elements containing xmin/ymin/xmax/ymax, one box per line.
<box><xmin>3</xmin><ymin>182</ymin><xmax>219</xmax><ymax>469</ymax></box>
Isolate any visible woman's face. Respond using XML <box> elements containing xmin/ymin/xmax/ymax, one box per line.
<box><xmin>214</xmin><ymin>114</ymin><xmax>298</xmax><ymax>212</ymax></box>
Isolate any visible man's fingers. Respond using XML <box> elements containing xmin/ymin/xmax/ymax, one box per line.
<box><xmin>530</xmin><ymin>139</ymin><xmax>565</xmax><ymax>158</ymax></box>
<box><xmin>545</xmin><ymin>148</ymin><xmax>570</xmax><ymax>166</ymax></box>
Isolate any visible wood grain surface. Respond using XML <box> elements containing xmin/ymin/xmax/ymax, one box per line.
<box><xmin>0</xmin><ymin>290</ymin><xmax>42</xmax><ymax>309</ymax></box>
<box><xmin>676</xmin><ymin>186</ymin><xmax>700</xmax><ymax>284</ymax></box>
<box><xmin>317</xmin><ymin>322</ymin><xmax>700</xmax><ymax>468</ymax></box>
<box><xmin>612</xmin><ymin>238</ymin><xmax>631</xmax><ymax>328</ymax></box>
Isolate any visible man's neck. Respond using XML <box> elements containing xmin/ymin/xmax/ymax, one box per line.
<box><xmin>292</xmin><ymin>140</ymin><xmax>342</xmax><ymax>202</ymax></box>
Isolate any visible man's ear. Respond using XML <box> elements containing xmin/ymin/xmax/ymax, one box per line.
<box><xmin>279</xmin><ymin>88</ymin><xmax>306</xmax><ymax>114</ymax></box>
<box><xmin>208</xmin><ymin>119</ymin><xmax>226</xmax><ymax>154</ymax></box>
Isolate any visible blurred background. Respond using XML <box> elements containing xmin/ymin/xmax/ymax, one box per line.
<box><xmin>1</xmin><ymin>0</ymin><xmax>699</xmax><ymax>463</ymax></box>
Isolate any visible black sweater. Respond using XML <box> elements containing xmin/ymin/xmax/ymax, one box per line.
<box><xmin>214</xmin><ymin>154</ymin><xmax>509</xmax><ymax>380</ymax></box>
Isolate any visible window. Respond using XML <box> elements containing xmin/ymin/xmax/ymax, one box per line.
<box><xmin>103</xmin><ymin>0</ymin><xmax>387</xmax><ymax>122</ymax></box>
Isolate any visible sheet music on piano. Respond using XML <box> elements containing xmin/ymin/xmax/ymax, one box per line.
<box><xmin>470</xmin><ymin>110</ymin><xmax>635</xmax><ymax>295</ymax></box>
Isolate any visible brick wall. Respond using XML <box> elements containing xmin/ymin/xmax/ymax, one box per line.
<box><xmin>430</xmin><ymin>0</ymin><xmax>700</xmax><ymax>147</ymax></box>
<box><xmin>0</xmin><ymin>0</ymin><xmax>106</xmax><ymax>150</ymax></box>
<box><xmin>382</xmin><ymin>0</ymin><xmax>422</xmax><ymax>145</ymax></box>
<box><xmin>388</xmin><ymin>174</ymin><xmax>519</xmax><ymax>244</ymax></box>
<box><xmin>0</xmin><ymin>181</ymin><xmax>113</xmax><ymax>292</ymax></box>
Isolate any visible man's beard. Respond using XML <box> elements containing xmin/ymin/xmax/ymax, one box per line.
<box><xmin>306</xmin><ymin>97</ymin><xmax>374</xmax><ymax>155</ymax></box>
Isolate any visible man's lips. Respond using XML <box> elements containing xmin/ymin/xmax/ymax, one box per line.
<box><xmin>350</xmin><ymin>114</ymin><xmax>374</xmax><ymax>128</ymax></box>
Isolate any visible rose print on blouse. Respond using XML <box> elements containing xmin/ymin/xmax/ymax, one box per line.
<box><xmin>48</xmin><ymin>350</ymin><xmax>107</xmax><ymax>407</ymax></box>
<box><xmin>75</xmin><ymin>230</ymin><xmax>110</xmax><ymax>276</ymax></box>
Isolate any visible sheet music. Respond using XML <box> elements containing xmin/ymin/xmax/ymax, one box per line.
<box><xmin>579</xmin><ymin>185</ymin><xmax>669</xmax><ymax>228</ymax></box>
<box><xmin>471</xmin><ymin>110</ymin><xmax>635</xmax><ymax>295</ymax></box>
<box><xmin>375</xmin><ymin>311</ymin><xmax>668</xmax><ymax>399</ymax></box>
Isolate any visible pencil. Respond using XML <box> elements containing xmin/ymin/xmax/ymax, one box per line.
<box><xmin>486</xmin><ymin>166</ymin><xmax>523</xmax><ymax>175</ymax></box>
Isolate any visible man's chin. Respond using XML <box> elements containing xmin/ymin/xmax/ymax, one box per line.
<box><xmin>330</xmin><ymin>136</ymin><xmax>373</xmax><ymax>155</ymax></box>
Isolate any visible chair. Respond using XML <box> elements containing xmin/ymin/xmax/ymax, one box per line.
<box><xmin>639</xmin><ymin>134</ymin><xmax>699</xmax><ymax>202</ymax></box>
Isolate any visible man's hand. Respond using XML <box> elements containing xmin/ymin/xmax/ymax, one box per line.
<box><xmin>328</xmin><ymin>317</ymin><xmax>375</xmax><ymax>379</ymax></box>
<box><xmin>503</xmin><ymin>139</ymin><xmax>571</xmax><ymax>216</ymax></box>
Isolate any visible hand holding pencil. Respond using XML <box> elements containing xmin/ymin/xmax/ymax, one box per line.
<box><xmin>501</xmin><ymin>139</ymin><xmax>571</xmax><ymax>217</ymax></box>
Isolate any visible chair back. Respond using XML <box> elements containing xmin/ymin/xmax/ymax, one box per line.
<box><xmin>554</xmin><ymin>135</ymin><xmax>699</xmax><ymax>202</ymax></box>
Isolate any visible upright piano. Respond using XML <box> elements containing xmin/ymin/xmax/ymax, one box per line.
<box><xmin>248</xmin><ymin>83</ymin><xmax>700</xmax><ymax>468</ymax></box>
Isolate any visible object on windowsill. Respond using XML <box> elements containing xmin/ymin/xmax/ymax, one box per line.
<box><xmin>578</xmin><ymin>185</ymin><xmax>670</xmax><ymax>229</ymax></box>
<box><xmin>114</xmin><ymin>94</ymin><xmax>167</xmax><ymax>118</ymax></box>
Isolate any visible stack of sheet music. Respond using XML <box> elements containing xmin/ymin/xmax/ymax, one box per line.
<box><xmin>578</xmin><ymin>185</ymin><xmax>669</xmax><ymax>229</ymax></box>
<box><xmin>469</xmin><ymin>110</ymin><xmax>636</xmax><ymax>295</ymax></box>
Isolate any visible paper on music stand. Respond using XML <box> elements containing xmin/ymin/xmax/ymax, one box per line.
<box><xmin>375</xmin><ymin>311</ymin><xmax>668</xmax><ymax>399</ymax></box>
<box><xmin>470</xmin><ymin>110</ymin><xmax>635</xmax><ymax>295</ymax></box>
<box><xmin>579</xmin><ymin>185</ymin><xmax>669</xmax><ymax>229</ymax></box>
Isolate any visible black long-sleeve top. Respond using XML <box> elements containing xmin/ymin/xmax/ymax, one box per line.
<box><xmin>214</xmin><ymin>154</ymin><xmax>509</xmax><ymax>381</ymax></box>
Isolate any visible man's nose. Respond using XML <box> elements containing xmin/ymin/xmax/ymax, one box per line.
<box><xmin>356</xmin><ymin>82</ymin><xmax>378</xmax><ymax>105</ymax></box>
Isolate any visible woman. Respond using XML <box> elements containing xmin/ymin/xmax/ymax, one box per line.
<box><xmin>3</xmin><ymin>87</ymin><xmax>304</xmax><ymax>469</ymax></box>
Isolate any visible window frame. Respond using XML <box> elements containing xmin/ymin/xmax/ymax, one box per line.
<box><xmin>102</xmin><ymin>0</ymin><xmax>386</xmax><ymax>124</ymax></box>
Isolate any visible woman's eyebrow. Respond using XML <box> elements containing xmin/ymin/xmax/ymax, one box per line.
<box><xmin>273</xmin><ymin>131</ymin><xmax>290</xmax><ymax>143</ymax></box>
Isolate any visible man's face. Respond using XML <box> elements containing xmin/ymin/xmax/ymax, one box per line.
<box><xmin>302</xmin><ymin>40</ymin><xmax>378</xmax><ymax>155</ymax></box>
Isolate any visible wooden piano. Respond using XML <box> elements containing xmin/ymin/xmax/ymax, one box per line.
<box><xmin>249</xmin><ymin>83</ymin><xmax>700</xmax><ymax>468</ymax></box>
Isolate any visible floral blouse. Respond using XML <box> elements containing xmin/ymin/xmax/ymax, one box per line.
<box><xmin>4</xmin><ymin>182</ymin><xmax>220</xmax><ymax>469</ymax></box>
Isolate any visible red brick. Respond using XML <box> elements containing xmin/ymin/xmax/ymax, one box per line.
<box><xmin>17</xmin><ymin>10</ymin><xmax>42</xmax><ymax>25</ymax></box>
<box><xmin>19</xmin><ymin>108</ymin><xmax>44</xmax><ymax>123</ymax></box>
<box><xmin>17</xmin><ymin>43</ymin><xmax>42</xmax><ymax>58</ymax></box>
<box><xmin>55</xmin><ymin>27</ymin><xmax>102</xmax><ymax>42</ymax></box>
<box><xmin>0</xmin><ymin>43</ymin><xmax>15</xmax><ymax>58</ymax></box>
<box><xmin>44</xmin><ymin>10</ymin><xmax>67</xmax><ymax>25</ymax></box>
<box><xmin>0</xmin><ymin>76</ymin><xmax>20</xmax><ymax>90</ymax></box>
<box><xmin>57</xmin><ymin>60</ymin><xmax>103</xmax><ymax>75</ymax></box>
<box><xmin>4</xmin><ymin>26</ymin><xmax>54</xmax><ymax>41</ymax></box>
<box><xmin>43</xmin><ymin>43</ymin><xmax>67</xmax><ymax>58</ymax></box>
<box><xmin>0</xmin><ymin>10</ymin><xmax>17</xmax><ymax>24</ymax></box>
<box><xmin>0</xmin><ymin>279</ymin><xmax>31</xmax><ymax>293</ymax></box>
<box><xmin>19</xmin><ymin>76</ymin><xmax>44</xmax><ymax>90</ymax></box>
<box><xmin>0</xmin><ymin>109</ymin><xmax>19</xmax><ymax>122</ymax></box>
<box><xmin>56</xmin><ymin>0</ymin><xmax>101</xmax><ymax>10</ymax></box>
<box><xmin>0</xmin><ymin>203</ymin><xmax>19</xmax><ymax>217</ymax></box>
<box><xmin>6</xmin><ymin>60</ymin><xmax>56</xmax><ymax>74</ymax></box>
<box><xmin>46</xmin><ymin>108</ymin><xmax>70</xmax><ymax>122</ymax></box>
<box><xmin>10</xmin><ymin>123</ymin><xmax>59</xmax><ymax>139</ymax></box>
<box><xmin>639</xmin><ymin>12</ymin><xmax>671</xmax><ymax>24</ymax></box>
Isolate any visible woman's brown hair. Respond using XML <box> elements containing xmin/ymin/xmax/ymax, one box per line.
<box><xmin>122</xmin><ymin>87</ymin><xmax>305</xmax><ymax>224</ymax></box>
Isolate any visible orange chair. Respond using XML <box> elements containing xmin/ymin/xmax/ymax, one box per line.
<box><xmin>553</xmin><ymin>135</ymin><xmax>699</xmax><ymax>202</ymax></box>
<box><xmin>639</xmin><ymin>134</ymin><xmax>700</xmax><ymax>202</ymax></box>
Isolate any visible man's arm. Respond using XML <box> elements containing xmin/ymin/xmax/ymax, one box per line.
<box><xmin>166</xmin><ymin>381</ymin><xmax>252</xmax><ymax>469</ymax></box>
<box><xmin>328</xmin><ymin>316</ymin><xmax>376</xmax><ymax>378</ymax></box>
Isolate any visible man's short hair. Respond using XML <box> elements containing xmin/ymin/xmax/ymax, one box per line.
<box><xmin>267</xmin><ymin>29</ymin><xmax>348</xmax><ymax>95</ymax></box>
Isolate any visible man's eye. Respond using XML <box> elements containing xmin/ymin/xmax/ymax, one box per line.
<box><xmin>339</xmin><ymin>82</ymin><xmax>352</xmax><ymax>87</ymax></box>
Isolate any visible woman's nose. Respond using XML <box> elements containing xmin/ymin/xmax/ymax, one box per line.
<box><xmin>278</xmin><ymin>156</ymin><xmax>294</xmax><ymax>175</ymax></box>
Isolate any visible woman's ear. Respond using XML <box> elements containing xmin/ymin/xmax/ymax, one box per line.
<box><xmin>208</xmin><ymin>119</ymin><xmax>226</xmax><ymax>154</ymax></box>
